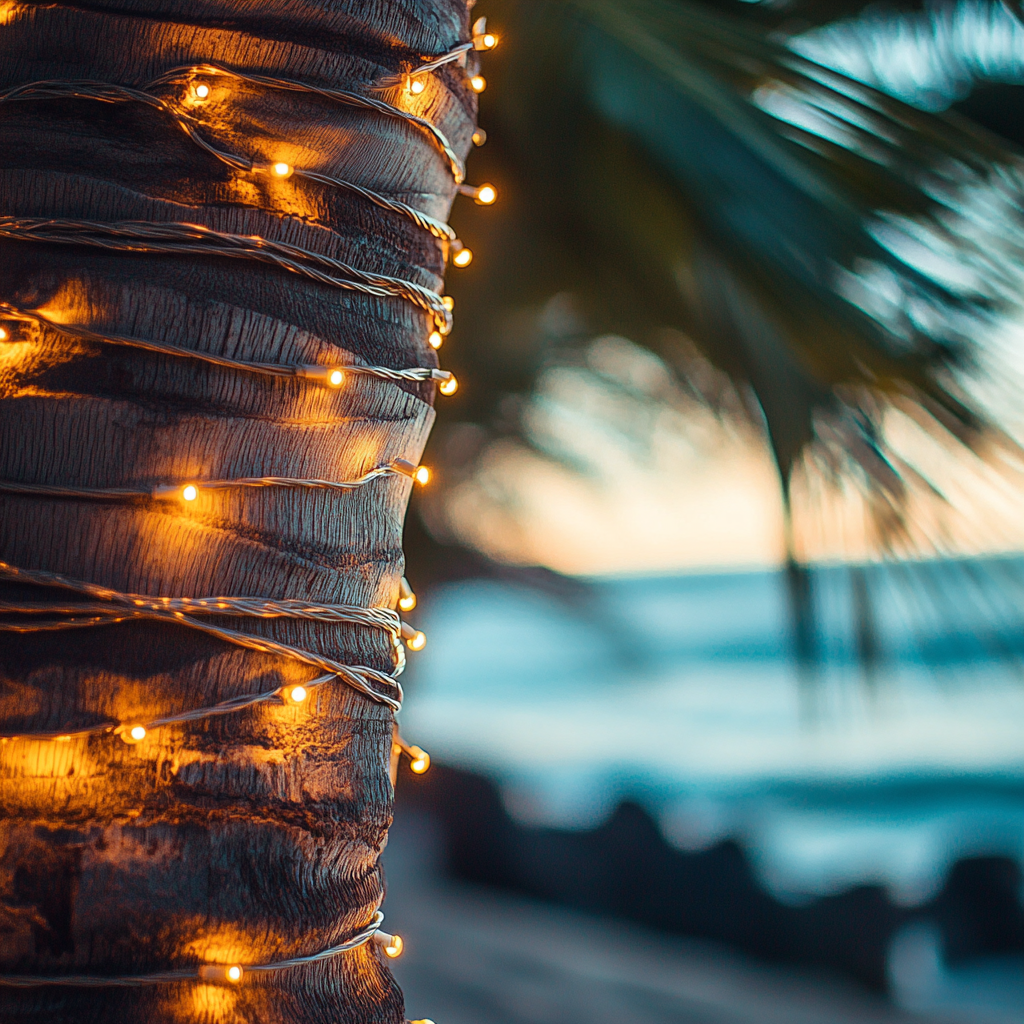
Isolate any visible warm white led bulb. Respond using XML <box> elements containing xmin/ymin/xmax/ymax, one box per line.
<box><xmin>398</xmin><ymin>595</ymin><xmax>416</xmax><ymax>612</ymax></box>
<box><xmin>284</xmin><ymin>685</ymin><xmax>308</xmax><ymax>704</ymax></box>
<box><xmin>328</xmin><ymin>368</ymin><xmax>344</xmax><ymax>387</ymax></box>
<box><xmin>182</xmin><ymin>484</ymin><xmax>198</xmax><ymax>502</ymax></box>
<box><xmin>121</xmin><ymin>724</ymin><xmax>147</xmax><ymax>744</ymax></box>
<box><xmin>408</xmin><ymin>77</ymin><xmax>425</xmax><ymax>95</ymax></box>
<box><xmin>272</xmin><ymin>162</ymin><xmax>293</xmax><ymax>177</ymax></box>
<box><xmin>472</xmin><ymin>128</ymin><xmax>487</xmax><ymax>147</ymax></box>
<box><xmin>428</xmin><ymin>330</ymin><xmax>443</xmax><ymax>350</ymax></box>
<box><xmin>470</xmin><ymin>75</ymin><xmax>486</xmax><ymax>93</ymax></box>
<box><xmin>474</xmin><ymin>183</ymin><xmax>497</xmax><ymax>205</ymax></box>
<box><xmin>385</xmin><ymin>935</ymin><xmax>403</xmax><ymax>958</ymax></box>
<box><xmin>413</xmin><ymin>466</ymin><xmax>430</xmax><ymax>485</ymax></box>
<box><xmin>452</xmin><ymin>247</ymin><xmax>473</xmax><ymax>268</ymax></box>
<box><xmin>0</xmin><ymin>327</ymin><xmax>8</xmax><ymax>342</ymax></box>
<box><xmin>438</xmin><ymin>374</ymin><xmax>458</xmax><ymax>396</ymax></box>
<box><xmin>406</xmin><ymin>630</ymin><xmax>427</xmax><ymax>651</ymax></box>
<box><xmin>199</xmin><ymin>964</ymin><xmax>244</xmax><ymax>984</ymax></box>
<box><xmin>407</xmin><ymin>746</ymin><xmax>430</xmax><ymax>774</ymax></box>
<box><xmin>194</xmin><ymin>83</ymin><xmax>210</xmax><ymax>99</ymax></box>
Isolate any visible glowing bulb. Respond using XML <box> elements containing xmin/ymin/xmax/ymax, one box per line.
<box><xmin>182</xmin><ymin>484</ymin><xmax>198</xmax><ymax>502</ymax></box>
<box><xmin>55</xmin><ymin>735</ymin><xmax>72</xmax><ymax>742</ymax></box>
<box><xmin>398</xmin><ymin>595</ymin><xmax>416</xmax><ymax>612</ymax></box>
<box><xmin>407</xmin><ymin>746</ymin><xmax>430</xmax><ymax>774</ymax></box>
<box><xmin>407</xmin><ymin>76</ymin><xmax>425</xmax><ymax>95</ymax></box>
<box><xmin>438</xmin><ymin>374</ymin><xmax>458</xmax><ymax>396</ymax></box>
<box><xmin>406</xmin><ymin>631</ymin><xmax>427</xmax><ymax>651</ymax></box>
<box><xmin>0</xmin><ymin>327</ymin><xmax>8</xmax><ymax>341</ymax></box>
<box><xmin>452</xmin><ymin>247</ymin><xmax>473</xmax><ymax>268</ymax></box>
<box><xmin>470</xmin><ymin>75</ymin><xmax>486</xmax><ymax>93</ymax></box>
<box><xmin>483</xmin><ymin>33</ymin><xmax>497</xmax><ymax>48</ymax></box>
<box><xmin>272</xmin><ymin>162</ymin><xmax>293</xmax><ymax>177</ymax></box>
<box><xmin>413</xmin><ymin>466</ymin><xmax>430</xmax><ymax>486</ymax></box>
<box><xmin>442</xmin><ymin>296</ymin><xmax>455</xmax><ymax>311</ymax></box>
<box><xmin>121</xmin><ymin>724</ymin><xmax>147</xmax><ymax>744</ymax></box>
<box><xmin>472</xmin><ymin>128</ymin><xmax>487</xmax><ymax>146</ymax></box>
<box><xmin>385</xmin><ymin>935</ymin><xmax>403</xmax><ymax>958</ymax></box>
<box><xmin>194</xmin><ymin>83</ymin><xmax>210</xmax><ymax>99</ymax></box>
<box><xmin>283</xmin><ymin>685</ymin><xmax>308</xmax><ymax>704</ymax></box>
<box><xmin>428</xmin><ymin>330</ymin><xmax>443</xmax><ymax>349</ymax></box>
<box><xmin>199</xmin><ymin>965</ymin><xmax>244</xmax><ymax>983</ymax></box>
<box><xmin>474</xmin><ymin>183</ymin><xmax>497</xmax><ymax>205</ymax></box>
<box><xmin>411</xmin><ymin>1019</ymin><xmax>437</xmax><ymax>1024</ymax></box>
<box><xmin>328</xmin><ymin>368</ymin><xmax>344</xmax><ymax>387</ymax></box>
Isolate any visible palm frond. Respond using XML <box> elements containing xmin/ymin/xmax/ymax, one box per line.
<box><xmin>438</xmin><ymin>0</ymin><xmax>1024</xmax><ymax>558</ymax></box>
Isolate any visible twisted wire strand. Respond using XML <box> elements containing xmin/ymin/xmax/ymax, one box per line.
<box><xmin>0</xmin><ymin>304</ymin><xmax>451</xmax><ymax>385</ymax></box>
<box><xmin>0</xmin><ymin>913</ymin><xmax>386</xmax><ymax>987</ymax></box>
<box><xmin>373</xmin><ymin>42</ymin><xmax>475</xmax><ymax>88</ymax></box>
<box><xmin>0</xmin><ymin>81</ymin><xmax>457</xmax><ymax>241</ymax></box>
<box><xmin>0</xmin><ymin>561</ymin><xmax>405</xmax><ymax>715</ymax></box>
<box><xmin>0</xmin><ymin>462</ymin><xmax>412</xmax><ymax>503</ymax></box>
<box><xmin>147</xmin><ymin>63</ymin><xmax>466</xmax><ymax>183</ymax></box>
<box><xmin>0</xmin><ymin>217</ymin><xmax>452</xmax><ymax>331</ymax></box>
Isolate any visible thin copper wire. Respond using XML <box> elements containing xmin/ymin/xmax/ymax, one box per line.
<box><xmin>147</xmin><ymin>63</ymin><xmax>466</xmax><ymax>182</ymax></box>
<box><xmin>0</xmin><ymin>80</ymin><xmax>458</xmax><ymax>240</ymax></box>
<box><xmin>0</xmin><ymin>561</ymin><xmax>405</xmax><ymax>716</ymax></box>
<box><xmin>0</xmin><ymin>217</ymin><xmax>452</xmax><ymax>331</ymax></box>
<box><xmin>0</xmin><ymin>460</ymin><xmax>416</xmax><ymax>503</ymax></box>
<box><xmin>373</xmin><ymin>42</ymin><xmax>475</xmax><ymax>88</ymax></box>
<box><xmin>0</xmin><ymin>304</ymin><xmax>452</xmax><ymax>385</ymax></box>
<box><xmin>0</xmin><ymin>912</ymin><xmax>386</xmax><ymax>986</ymax></box>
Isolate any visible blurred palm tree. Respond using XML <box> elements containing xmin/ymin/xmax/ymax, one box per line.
<box><xmin>408</xmin><ymin>0</ymin><xmax>1024</xmax><ymax>670</ymax></box>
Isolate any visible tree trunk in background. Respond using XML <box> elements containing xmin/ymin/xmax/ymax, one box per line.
<box><xmin>0</xmin><ymin>1</ymin><xmax>474</xmax><ymax>1020</ymax></box>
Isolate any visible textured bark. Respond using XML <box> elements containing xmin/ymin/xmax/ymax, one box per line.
<box><xmin>0</xmin><ymin>1</ymin><xmax>475</xmax><ymax>1020</ymax></box>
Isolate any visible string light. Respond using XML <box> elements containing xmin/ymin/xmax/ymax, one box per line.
<box><xmin>198</xmin><ymin>965</ymin><xmax>243</xmax><ymax>984</ymax></box>
<box><xmin>458</xmin><ymin>182</ymin><xmax>497</xmax><ymax>205</ymax></box>
<box><xmin>472</xmin><ymin>128</ymin><xmax>487</xmax><ymax>146</ymax></box>
<box><xmin>393</xmin><ymin>734</ymin><xmax>431</xmax><ymax>774</ymax></box>
<box><xmin>0</xmin><ymin>561</ymin><xmax>408</xmax><ymax>723</ymax></box>
<box><xmin>373</xmin><ymin>931</ymin><xmax>404</xmax><ymax>958</ymax></box>
<box><xmin>0</xmin><ymin>217</ymin><xmax>453</xmax><ymax>334</ymax></box>
<box><xmin>472</xmin><ymin>17</ymin><xmax>499</xmax><ymax>51</ymax></box>
<box><xmin>0</xmin><ymin>912</ymin><xmax>390</xmax><ymax>987</ymax></box>
<box><xmin>391</xmin><ymin>458</ymin><xmax>431</xmax><ymax>485</ymax></box>
<box><xmin>0</xmin><ymin>306</ymin><xmax>456</xmax><ymax>394</ymax></box>
<box><xmin>0</xmin><ymin>18</ymin><xmax>501</xmax><ymax>1007</ymax></box>
<box><xmin>0</xmin><ymin>80</ymin><xmax>459</xmax><ymax>243</ymax></box>
<box><xmin>401</xmin><ymin>622</ymin><xmax>427</xmax><ymax>651</ymax></box>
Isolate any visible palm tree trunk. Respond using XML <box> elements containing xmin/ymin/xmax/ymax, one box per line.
<box><xmin>0</xmin><ymin>1</ymin><xmax>474</xmax><ymax>1020</ymax></box>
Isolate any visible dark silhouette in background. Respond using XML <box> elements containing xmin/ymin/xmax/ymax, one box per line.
<box><xmin>398</xmin><ymin>763</ymin><xmax>1024</xmax><ymax>993</ymax></box>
